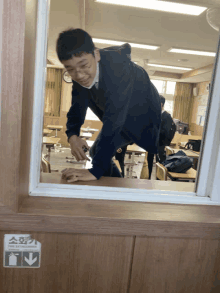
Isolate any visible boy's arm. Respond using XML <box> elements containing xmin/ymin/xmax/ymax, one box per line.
<box><xmin>159</xmin><ymin>112</ymin><xmax>172</xmax><ymax>144</ymax></box>
<box><xmin>65</xmin><ymin>87</ymin><xmax>88</xmax><ymax>141</ymax></box>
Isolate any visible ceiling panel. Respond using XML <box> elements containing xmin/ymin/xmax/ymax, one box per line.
<box><xmin>47</xmin><ymin>0</ymin><xmax>220</xmax><ymax>82</ymax></box>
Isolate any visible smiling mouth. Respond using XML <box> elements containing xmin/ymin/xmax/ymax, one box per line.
<box><xmin>79</xmin><ymin>79</ymin><xmax>89</xmax><ymax>85</ymax></box>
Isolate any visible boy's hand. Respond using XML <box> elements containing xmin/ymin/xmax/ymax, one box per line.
<box><xmin>69</xmin><ymin>135</ymin><xmax>90</xmax><ymax>161</ymax></box>
<box><xmin>61</xmin><ymin>168</ymin><xmax>97</xmax><ymax>183</ymax></box>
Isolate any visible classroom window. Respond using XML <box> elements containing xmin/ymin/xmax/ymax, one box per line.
<box><xmin>27</xmin><ymin>0</ymin><xmax>220</xmax><ymax>205</ymax></box>
<box><xmin>166</xmin><ymin>81</ymin><xmax>176</xmax><ymax>95</ymax></box>
<box><xmin>44</xmin><ymin>68</ymin><xmax>62</xmax><ymax>117</ymax></box>
<box><xmin>164</xmin><ymin>100</ymin><xmax>174</xmax><ymax>116</ymax></box>
<box><xmin>151</xmin><ymin>80</ymin><xmax>176</xmax><ymax>96</ymax></box>
<box><xmin>151</xmin><ymin>79</ymin><xmax>165</xmax><ymax>94</ymax></box>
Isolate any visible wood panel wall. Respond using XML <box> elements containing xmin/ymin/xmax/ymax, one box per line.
<box><xmin>19</xmin><ymin>0</ymin><xmax>39</xmax><ymax>204</ymax></box>
<box><xmin>130</xmin><ymin>236</ymin><xmax>220</xmax><ymax>293</ymax></box>
<box><xmin>0</xmin><ymin>230</ymin><xmax>134</xmax><ymax>293</ymax></box>
<box><xmin>0</xmin><ymin>230</ymin><xmax>220</xmax><ymax>293</ymax></box>
<box><xmin>189</xmin><ymin>81</ymin><xmax>210</xmax><ymax>136</ymax></box>
<box><xmin>0</xmin><ymin>0</ymin><xmax>26</xmax><ymax>210</ymax></box>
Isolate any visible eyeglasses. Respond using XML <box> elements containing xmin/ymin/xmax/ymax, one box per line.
<box><xmin>63</xmin><ymin>71</ymin><xmax>73</xmax><ymax>83</ymax></box>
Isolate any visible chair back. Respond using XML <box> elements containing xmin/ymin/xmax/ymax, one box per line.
<box><xmin>156</xmin><ymin>162</ymin><xmax>167</xmax><ymax>180</ymax></box>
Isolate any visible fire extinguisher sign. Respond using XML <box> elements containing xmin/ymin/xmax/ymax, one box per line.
<box><xmin>3</xmin><ymin>234</ymin><xmax>41</xmax><ymax>268</ymax></box>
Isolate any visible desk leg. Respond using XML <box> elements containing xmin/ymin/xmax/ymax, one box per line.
<box><xmin>125</xmin><ymin>153</ymin><xmax>136</xmax><ymax>178</ymax></box>
<box><xmin>130</xmin><ymin>152</ymin><xmax>135</xmax><ymax>178</ymax></box>
<box><xmin>125</xmin><ymin>154</ymin><xmax>131</xmax><ymax>178</ymax></box>
<box><xmin>47</xmin><ymin>146</ymin><xmax>51</xmax><ymax>163</ymax></box>
<box><xmin>193</xmin><ymin>158</ymin><xmax>198</xmax><ymax>170</ymax></box>
<box><xmin>47</xmin><ymin>145</ymin><xmax>59</xmax><ymax>172</ymax></box>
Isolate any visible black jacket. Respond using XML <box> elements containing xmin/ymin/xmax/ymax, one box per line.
<box><xmin>66</xmin><ymin>44</ymin><xmax>161</xmax><ymax>179</ymax></box>
<box><xmin>159</xmin><ymin>111</ymin><xmax>176</xmax><ymax>146</ymax></box>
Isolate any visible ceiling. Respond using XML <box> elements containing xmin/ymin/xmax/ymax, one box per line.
<box><xmin>47</xmin><ymin>0</ymin><xmax>220</xmax><ymax>83</ymax></box>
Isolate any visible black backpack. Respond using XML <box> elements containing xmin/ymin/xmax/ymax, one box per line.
<box><xmin>159</xmin><ymin>111</ymin><xmax>176</xmax><ymax>146</ymax></box>
<box><xmin>162</xmin><ymin>150</ymin><xmax>193</xmax><ymax>173</ymax></box>
<box><xmin>185</xmin><ymin>139</ymin><xmax>201</xmax><ymax>152</ymax></box>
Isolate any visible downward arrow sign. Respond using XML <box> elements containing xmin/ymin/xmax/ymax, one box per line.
<box><xmin>24</xmin><ymin>253</ymin><xmax>37</xmax><ymax>266</ymax></box>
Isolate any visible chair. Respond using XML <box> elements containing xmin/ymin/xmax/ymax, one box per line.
<box><xmin>113</xmin><ymin>159</ymin><xmax>122</xmax><ymax>173</ymax></box>
<box><xmin>156</xmin><ymin>162</ymin><xmax>196</xmax><ymax>182</ymax></box>
<box><xmin>166</xmin><ymin>146</ymin><xmax>175</xmax><ymax>156</ymax></box>
<box><xmin>41</xmin><ymin>156</ymin><xmax>51</xmax><ymax>173</ymax></box>
<box><xmin>156</xmin><ymin>162</ymin><xmax>168</xmax><ymax>180</ymax></box>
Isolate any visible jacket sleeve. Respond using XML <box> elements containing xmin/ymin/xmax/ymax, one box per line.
<box><xmin>65</xmin><ymin>86</ymin><xmax>88</xmax><ymax>141</ymax></box>
<box><xmin>88</xmin><ymin>59</ymin><xmax>134</xmax><ymax>179</ymax></box>
<box><xmin>159</xmin><ymin>112</ymin><xmax>172</xmax><ymax>145</ymax></box>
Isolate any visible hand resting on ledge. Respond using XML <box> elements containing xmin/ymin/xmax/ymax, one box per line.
<box><xmin>61</xmin><ymin>168</ymin><xmax>97</xmax><ymax>183</ymax></box>
<box><xmin>40</xmin><ymin>172</ymin><xmax>195</xmax><ymax>192</ymax></box>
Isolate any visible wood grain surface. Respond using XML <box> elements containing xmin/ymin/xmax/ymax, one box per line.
<box><xmin>40</xmin><ymin>173</ymin><xmax>195</xmax><ymax>192</ymax></box>
<box><xmin>43</xmin><ymin>129</ymin><xmax>53</xmax><ymax>135</ymax></box>
<box><xmin>47</xmin><ymin>125</ymin><xmax>64</xmax><ymax>130</ymax></box>
<box><xmin>19</xmin><ymin>195</ymin><xmax>220</xmax><ymax>223</ymax></box>
<box><xmin>130</xmin><ymin>236</ymin><xmax>220</xmax><ymax>293</ymax></box>
<box><xmin>126</xmin><ymin>144</ymin><xmax>146</xmax><ymax>154</ymax></box>
<box><xmin>168</xmin><ymin>168</ymin><xmax>197</xmax><ymax>180</ymax></box>
<box><xmin>166</xmin><ymin>147</ymin><xmax>200</xmax><ymax>158</ymax></box>
<box><xmin>43</xmin><ymin>137</ymin><xmax>61</xmax><ymax>145</ymax></box>
<box><xmin>18</xmin><ymin>0</ymin><xmax>39</xmax><ymax>209</ymax></box>
<box><xmin>0</xmin><ymin>230</ymin><xmax>220</xmax><ymax>293</ymax></box>
<box><xmin>0</xmin><ymin>230</ymin><xmax>134</xmax><ymax>293</ymax></box>
<box><xmin>0</xmin><ymin>0</ymin><xmax>26</xmax><ymax>211</ymax></box>
<box><xmin>0</xmin><ymin>195</ymin><xmax>220</xmax><ymax>239</ymax></box>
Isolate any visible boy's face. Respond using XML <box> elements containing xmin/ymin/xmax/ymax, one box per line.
<box><xmin>62</xmin><ymin>49</ymin><xmax>100</xmax><ymax>87</ymax></box>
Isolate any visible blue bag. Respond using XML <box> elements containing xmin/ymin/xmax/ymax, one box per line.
<box><xmin>162</xmin><ymin>150</ymin><xmax>193</xmax><ymax>173</ymax></box>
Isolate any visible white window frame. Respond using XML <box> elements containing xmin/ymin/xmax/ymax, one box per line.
<box><xmin>29</xmin><ymin>0</ymin><xmax>220</xmax><ymax>205</ymax></box>
<box><xmin>150</xmin><ymin>80</ymin><xmax>176</xmax><ymax>96</ymax></box>
<box><xmin>165</xmin><ymin>81</ymin><xmax>176</xmax><ymax>95</ymax></box>
<box><xmin>151</xmin><ymin>79</ymin><xmax>165</xmax><ymax>94</ymax></box>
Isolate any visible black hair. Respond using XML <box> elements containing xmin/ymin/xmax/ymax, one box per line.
<box><xmin>56</xmin><ymin>28</ymin><xmax>95</xmax><ymax>62</ymax></box>
<box><xmin>160</xmin><ymin>95</ymin><xmax>165</xmax><ymax>107</ymax></box>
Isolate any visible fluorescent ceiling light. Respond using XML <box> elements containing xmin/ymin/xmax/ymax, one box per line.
<box><xmin>93</xmin><ymin>38</ymin><xmax>159</xmax><ymax>50</ymax></box>
<box><xmin>96</xmin><ymin>0</ymin><xmax>207</xmax><ymax>16</ymax></box>
<box><xmin>169</xmin><ymin>48</ymin><xmax>216</xmax><ymax>57</ymax></box>
<box><xmin>148</xmin><ymin>63</ymin><xmax>193</xmax><ymax>71</ymax></box>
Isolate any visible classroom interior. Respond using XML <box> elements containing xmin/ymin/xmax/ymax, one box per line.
<box><xmin>40</xmin><ymin>0</ymin><xmax>219</xmax><ymax>190</ymax></box>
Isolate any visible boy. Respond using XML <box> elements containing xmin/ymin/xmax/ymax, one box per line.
<box><xmin>57</xmin><ymin>28</ymin><xmax>161</xmax><ymax>183</ymax></box>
